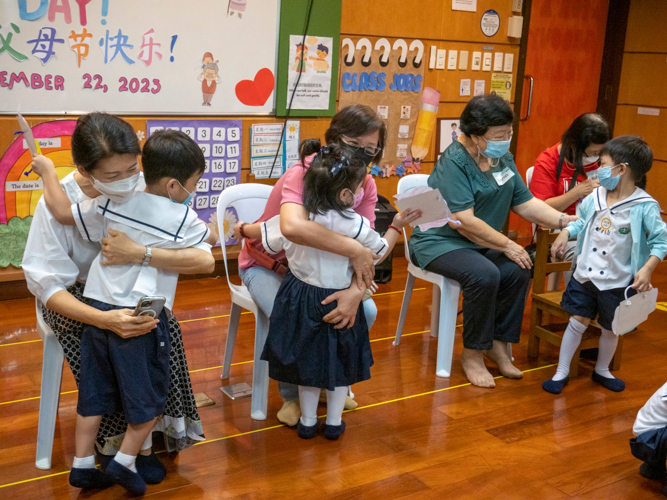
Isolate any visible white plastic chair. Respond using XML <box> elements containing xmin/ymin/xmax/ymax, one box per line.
<box><xmin>393</xmin><ymin>174</ymin><xmax>461</xmax><ymax>378</ymax></box>
<box><xmin>216</xmin><ymin>184</ymin><xmax>274</xmax><ymax>420</ymax></box>
<box><xmin>35</xmin><ymin>299</ymin><xmax>65</xmax><ymax>470</ymax></box>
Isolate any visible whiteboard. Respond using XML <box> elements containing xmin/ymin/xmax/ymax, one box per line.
<box><xmin>0</xmin><ymin>0</ymin><xmax>280</xmax><ymax>115</ymax></box>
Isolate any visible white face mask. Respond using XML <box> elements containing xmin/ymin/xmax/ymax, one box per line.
<box><xmin>582</xmin><ymin>155</ymin><xmax>599</xmax><ymax>166</ymax></box>
<box><xmin>90</xmin><ymin>172</ymin><xmax>140</xmax><ymax>204</ymax></box>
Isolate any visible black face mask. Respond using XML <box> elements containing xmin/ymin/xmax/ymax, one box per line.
<box><xmin>342</xmin><ymin>143</ymin><xmax>376</xmax><ymax>167</ymax></box>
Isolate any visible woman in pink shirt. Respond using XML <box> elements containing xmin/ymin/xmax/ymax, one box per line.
<box><xmin>236</xmin><ymin>105</ymin><xmax>385</xmax><ymax>426</ymax></box>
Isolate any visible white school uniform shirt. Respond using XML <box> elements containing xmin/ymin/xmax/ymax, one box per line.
<box><xmin>22</xmin><ymin>172</ymin><xmax>146</xmax><ymax>304</ymax></box>
<box><xmin>73</xmin><ymin>191</ymin><xmax>211</xmax><ymax>311</ymax></box>
<box><xmin>633</xmin><ymin>381</ymin><xmax>667</xmax><ymax>436</ymax></box>
<box><xmin>260</xmin><ymin>211</ymin><xmax>388</xmax><ymax>290</ymax></box>
<box><xmin>574</xmin><ymin>188</ymin><xmax>652</xmax><ymax>290</ymax></box>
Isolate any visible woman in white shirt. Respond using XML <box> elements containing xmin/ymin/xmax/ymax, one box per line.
<box><xmin>22</xmin><ymin>113</ymin><xmax>214</xmax><ymax>476</ymax></box>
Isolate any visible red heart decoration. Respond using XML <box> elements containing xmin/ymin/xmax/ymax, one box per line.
<box><xmin>235</xmin><ymin>68</ymin><xmax>275</xmax><ymax>106</ymax></box>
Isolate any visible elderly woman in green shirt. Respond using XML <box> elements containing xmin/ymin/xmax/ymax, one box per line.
<box><xmin>410</xmin><ymin>94</ymin><xmax>576</xmax><ymax>388</ymax></box>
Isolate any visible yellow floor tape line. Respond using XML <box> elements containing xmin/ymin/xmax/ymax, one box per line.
<box><xmin>657</xmin><ymin>302</ymin><xmax>667</xmax><ymax>312</ymax></box>
<box><xmin>0</xmin><ymin>363</ymin><xmax>555</xmax><ymax>490</ymax></box>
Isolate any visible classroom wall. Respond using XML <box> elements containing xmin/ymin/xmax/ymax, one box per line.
<box><xmin>613</xmin><ymin>0</ymin><xmax>667</xmax><ymax>208</ymax></box>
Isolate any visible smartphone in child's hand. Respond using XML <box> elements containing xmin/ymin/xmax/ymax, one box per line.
<box><xmin>132</xmin><ymin>296</ymin><xmax>166</xmax><ymax>318</ymax></box>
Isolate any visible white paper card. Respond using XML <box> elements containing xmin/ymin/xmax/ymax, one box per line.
<box><xmin>638</xmin><ymin>107</ymin><xmax>660</xmax><ymax>116</ymax></box>
<box><xmin>398</xmin><ymin>125</ymin><xmax>410</xmax><ymax>138</ymax></box>
<box><xmin>503</xmin><ymin>53</ymin><xmax>514</xmax><ymax>72</ymax></box>
<box><xmin>459</xmin><ymin>51</ymin><xmax>469</xmax><ymax>70</ymax></box>
<box><xmin>492</xmin><ymin>167</ymin><xmax>515</xmax><ymax>186</ymax></box>
<box><xmin>471</xmin><ymin>52</ymin><xmax>482</xmax><ymax>71</ymax></box>
<box><xmin>493</xmin><ymin>52</ymin><xmax>504</xmax><ymax>71</ymax></box>
<box><xmin>447</xmin><ymin>50</ymin><xmax>458</xmax><ymax>70</ymax></box>
<box><xmin>429</xmin><ymin>45</ymin><xmax>437</xmax><ymax>69</ymax></box>
<box><xmin>394</xmin><ymin>187</ymin><xmax>460</xmax><ymax>229</ymax></box>
<box><xmin>474</xmin><ymin>80</ymin><xmax>486</xmax><ymax>96</ymax></box>
<box><xmin>436</xmin><ymin>49</ymin><xmax>447</xmax><ymax>69</ymax></box>
<box><xmin>612</xmin><ymin>287</ymin><xmax>658</xmax><ymax>335</ymax></box>
<box><xmin>460</xmin><ymin>79</ymin><xmax>471</xmax><ymax>96</ymax></box>
<box><xmin>482</xmin><ymin>52</ymin><xmax>492</xmax><ymax>71</ymax></box>
<box><xmin>452</xmin><ymin>0</ymin><xmax>477</xmax><ymax>12</ymax></box>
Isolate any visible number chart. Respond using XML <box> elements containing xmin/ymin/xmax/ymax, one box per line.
<box><xmin>146</xmin><ymin>119</ymin><xmax>242</xmax><ymax>246</ymax></box>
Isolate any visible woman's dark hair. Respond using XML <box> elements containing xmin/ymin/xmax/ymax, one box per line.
<box><xmin>459</xmin><ymin>94</ymin><xmax>514</xmax><ymax>137</ymax></box>
<box><xmin>324</xmin><ymin>104</ymin><xmax>387</xmax><ymax>163</ymax></box>
<box><xmin>303</xmin><ymin>143</ymin><xmax>368</xmax><ymax>217</ymax></box>
<box><xmin>556</xmin><ymin>113</ymin><xmax>610</xmax><ymax>189</ymax></box>
<box><xmin>142</xmin><ymin>130</ymin><xmax>206</xmax><ymax>185</ymax></box>
<box><xmin>71</xmin><ymin>112</ymin><xmax>141</xmax><ymax>173</ymax></box>
<box><xmin>600</xmin><ymin>135</ymin><xmax>653</xmax><ymax>190</ymax></box>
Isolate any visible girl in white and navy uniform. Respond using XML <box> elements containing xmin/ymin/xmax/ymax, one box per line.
<box><xmin>544</xmin><ymin>136</ymin><xmax>667</xmax><ymax>395</ymax></box>
<box><xmin>240</xmin><ymin>145</ymin><xmax>420</xmax><ymax>441</ymax></box>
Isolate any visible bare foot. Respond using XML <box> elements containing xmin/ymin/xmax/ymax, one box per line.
<box><xmin>461</xmin><ymin>348</ymin><xmax>495</xmax><ymax>388</ymax></box>
<box><xmin>484</xmin><ymin>340</ymin><xmax>523</xmax><ymax>379</ymax></box>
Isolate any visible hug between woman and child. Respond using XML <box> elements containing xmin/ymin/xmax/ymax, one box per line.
<box><xmin>543</xmin><ymin>135</ymin><xmax>667</xmax><ymax>395</ymax></box>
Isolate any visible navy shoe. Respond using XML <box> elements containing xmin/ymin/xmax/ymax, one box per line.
<box><xmin>96</xmin><ymin>453</ymin><xmax>114</xmax><ymax>473</ymax></box>
<box><xmin>136</xmin><ymin>451</ymin><xmax>167</xmax><ymax>484</ymax></box>
<box><xmin>105</xmin><ymin>459</ymin><xmax>147</xmax><ymax>496</ymax></box>
<box><xmin>542</xmin><ymin>376</ymin><xmax>569</xmax><ymax>395</ymax></box>
<box><xmin>69</xmin><ymin>467</ymin><xmax>114</xmax><ymax>490</ymax></box>
<box><xmin>640</xmin><ymin>462</ymin><xmax>666</xmax><ymax>480</ymax></box>
<box><xmin>592</xmin><ymin>371</ymin><xmax>625</xmax><ymax>392</ymax></box>
<box><xmin>323</xmin><ymin>421</ymin><xmax>346</xmax><ymax>441</ymax></box>
<box><xmin>297</xmin><ymin>420</ymin><xmax>318</xmax><ymax>439</ymax></box>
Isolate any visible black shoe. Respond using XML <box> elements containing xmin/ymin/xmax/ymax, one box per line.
<box><xmin>542</xmin><ymin>376</ymin><xmax>569</xmax><ymax>395</ymax></box>
<box><xmin>136</xmin><ymin>451</ymin><xmax>167</xmax><ymax>484</ymax></box>
<box><xmin>69</xmin><ymin>467</ymin><xmax>114</xmax><ymax>489</ymax></box>
<box><xmin>297</xmin><ymin>420</ymin><xmax>318</xmax><ymax>439</ymax></box>
<box><xmin>105</xmin><ymin>460</ymin><xmax>147</xmax><ymax>495</ymax></box>
<box><xmin>96</xmin><ymin>453</ymin><xmax>114</xmax><ymax>473</ymax></box>
<box><xmin>323</xmin><ymin>421</ymin><xmax>346</xmax><ymax>441</ymax></box>
<box><xmin>640</xmin><ymin>462</ymin><xmax>666</xmax><ymax>480</ymax></box>
<box><xmin>591</xmin><ymin>371</ymin><xmax>625</xmax><ymax>392</ymax></box>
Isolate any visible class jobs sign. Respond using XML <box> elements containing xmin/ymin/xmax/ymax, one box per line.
<box><xmin>0</xmin><ymin>0</ymin><xmax>279</xmax><ymax>114</ymax></box>
<box><xmin>146</xmin><ymin>119</ymin><xmax>241</xmax><ymax>231</ymax></box>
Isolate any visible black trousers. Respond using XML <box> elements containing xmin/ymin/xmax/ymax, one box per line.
<box><xmin>425</xmin><ymin>248</ymin><xmax>531</xmax><ymax>350</ymax></box>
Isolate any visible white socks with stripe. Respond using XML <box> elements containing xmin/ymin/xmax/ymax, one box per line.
<box><xmin>553</xmin><ymin>317</ymin><xmax>587</xmax><ymax>381</ymax></box>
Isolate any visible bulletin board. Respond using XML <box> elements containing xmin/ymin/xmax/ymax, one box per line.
<box><xmin>0</xmin><ymin>0</ymin><xmax>280</xmax><ymax>115</ymax></box>
<box><xmin>146</xmin><ymin>119</ymin><xmax>242</xmax><ymax>246</ymax></box>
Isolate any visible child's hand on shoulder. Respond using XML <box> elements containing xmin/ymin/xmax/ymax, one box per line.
<box><xmin>550</xmin><ymin>230</ymin><xmax>570</xmax><ymax>261</ymax></box>
<box><xmin>632</xmin><ymin>266</ymin><xmax>653</xmax><ymax>292</ymax></box>
<box><xmin>31</xmin><ymin>155</ymin><xmax>56</xmax><ymax>178</ymax></box>
<box><xmin>392</xmin><ymin>208</ymin><xmax>423</xmax><ymax>230</ymax></box>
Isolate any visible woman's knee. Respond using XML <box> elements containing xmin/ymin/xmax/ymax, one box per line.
<box><xmin>470</xmin><ymin>265</ymin><xmax>501</xmax><ymax>292</ymax></box>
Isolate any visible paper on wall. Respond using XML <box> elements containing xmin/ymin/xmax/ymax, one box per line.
<box><xmin>394</xmin><ymin>186</ymin><xmax>461</xmax><ymax>231</ymax></box>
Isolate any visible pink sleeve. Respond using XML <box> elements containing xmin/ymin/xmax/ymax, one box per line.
<box><xmin>280</xmin><ymin>160</ymin><xmax>308</xmax><ymax>206</ymax></box>
<box><xmin>354</xmin><ymin>175</ymin><xmax>378</xmax><ymax>229</ymax></box>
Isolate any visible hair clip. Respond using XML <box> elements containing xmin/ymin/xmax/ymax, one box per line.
<box><xmin>330</xmin><ymin>154</ymin><xmax>348</xmax><ymax>176</ymax></box>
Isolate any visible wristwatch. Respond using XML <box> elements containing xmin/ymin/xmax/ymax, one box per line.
<box><xmin>142</xmin><ymin>246</ymin><xmax>152</xmax><ymax>266</ymax></box>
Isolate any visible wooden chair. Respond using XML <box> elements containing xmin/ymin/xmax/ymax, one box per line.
<box><xmin>527</xmin><ymin>228</ymin><xmax>623</xmax><ymax>376</ymax></box>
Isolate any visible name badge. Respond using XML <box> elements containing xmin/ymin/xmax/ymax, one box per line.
<box><xmin>492</xmin><ymin>167</ymin><xmax>515</xmax><ymax>186</ymax></box>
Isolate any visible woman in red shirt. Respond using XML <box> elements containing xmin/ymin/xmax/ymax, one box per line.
<box><xmin>530</xmin><ymin>113</ymin><xmax>611</xmax><ymax>215</ymax></box>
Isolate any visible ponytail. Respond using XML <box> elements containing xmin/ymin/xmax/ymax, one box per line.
<box><xmin>299</xmin><ymin>138</ymin><xmax>322</xmax><ymax>164</ymax></box>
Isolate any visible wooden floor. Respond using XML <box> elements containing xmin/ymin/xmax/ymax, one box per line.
<box><xmin>2</xmin><ymin>257</ymin><xmax>667</xmax><ymax>499</ymax></box>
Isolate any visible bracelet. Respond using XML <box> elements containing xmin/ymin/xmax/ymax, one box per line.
<box><xmin>558</xmin><ymin>213</ymin><xmax>565</xmax><ymax>230</ymax></box>
<box><xmin>388</xmin><ymin>224</ymin><xmax>401</xmax><ymax>234</ymax></box>
<box><xmin>239</xmin><ymin>223</ymin><xmax>247</xmax><ymax>238</ymax></box>
<box><xmin>141</xmin><ymin>246</ymin><xmax>152</xmax><ymax>267</ymax></box>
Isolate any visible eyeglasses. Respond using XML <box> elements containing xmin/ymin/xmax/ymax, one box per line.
<box><xmin>341</xmin><ymin>136</ymin><xmax>382</xmax><ymax>156</ymax></box>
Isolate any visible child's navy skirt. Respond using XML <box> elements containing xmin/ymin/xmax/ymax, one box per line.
<box><xmin>261</xmin><ymin>271</ymin><xmax>373</xmax><ymax>391</ymax></box>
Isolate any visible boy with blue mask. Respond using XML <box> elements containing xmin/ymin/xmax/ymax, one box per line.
<box><xmin>31</xmin><ymin>129</ymin><xmax>215</xmax><ymax>495</ymax></box>
<box><xmin>543</xmin><ymin>135</ymin><xmax>667</xmax><ymax>395</ymax></box>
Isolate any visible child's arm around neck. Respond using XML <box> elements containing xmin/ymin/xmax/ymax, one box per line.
<box><xmin>31</xmin><ymin>155</ymin><xmax>75</xmax><ymax>225</ymax></box>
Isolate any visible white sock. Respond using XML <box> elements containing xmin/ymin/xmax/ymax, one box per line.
<box><xmin>141</xmin><ymin>433</ymin><xmax>152</xmax><ymax>451</ymax></box>
<box><xmin>113</xmin><ymin>451</ymin><xmax>138</xmax><ymax>473</ymax></box>
<box><xmin>553</xmin><ymin>317</ymin><xmax>587</xmax><ymax>381</ymax></box>
<box><xmin>73</xmin><ymin>455</ymin><xmax>96</xmax><ymax>469</ymax></box>
<box><xmin>595</xmin><ymin>328</ymin><xmax>619</xmax><ymax>379</ymax></box>
<box><xmin>298</xmin><ymin>385</ymin><xmax>320</xmax><ymax>427</ymax></box>
<box><xmin>325</xmin><ymin>386</ymin><xmax>348</xmax><ymax>426</ymax></box>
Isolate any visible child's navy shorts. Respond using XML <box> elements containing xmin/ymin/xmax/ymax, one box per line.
<box><xmin>561</xmin><ymin>277</ymin><xmax>637</xmax><ymax>330</ymax></box>
<box><xmin>77</xmin><ymin>300</ymin><xmax>171</xmax><ymax>425</ymax></box>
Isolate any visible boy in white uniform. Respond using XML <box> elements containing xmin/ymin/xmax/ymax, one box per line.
<box><xmin>32</xmin><ymin>130</ymin><xmax>214</xmax><ymax>495</ymax></box>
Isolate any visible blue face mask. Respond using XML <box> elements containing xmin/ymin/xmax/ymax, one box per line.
<box><xmin>597</xmin><ymin>164</ymin><xmax>622</xmax><ymax>191</ymax></box>
<box><xmin>479</xmin><ymin>137</ymin><xmax>512</xmax><ymax>159</ymax></box>
<box><xmin>169</xmin><ymin>180</ymin><xmax>195</xmax><ymax>205</ymax></box>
